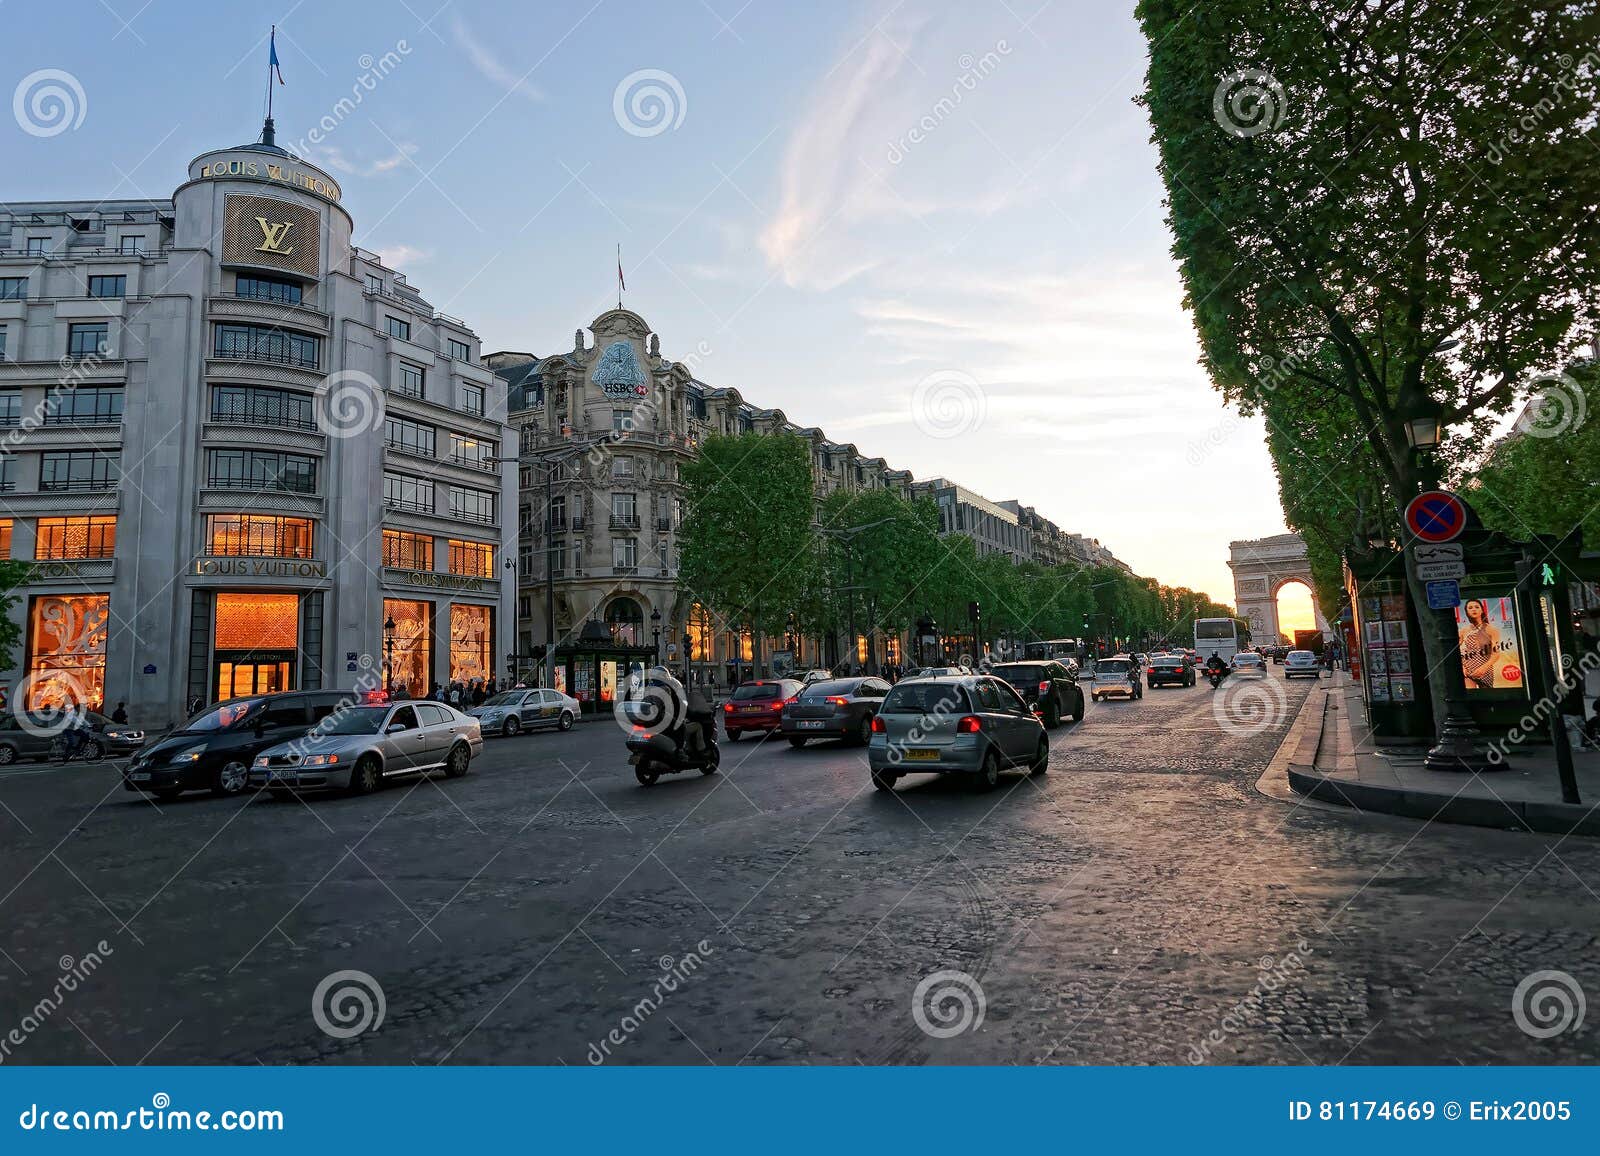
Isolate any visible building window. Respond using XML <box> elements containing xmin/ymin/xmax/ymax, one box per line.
<box><xmin>450</xmin><ymin>604</ymin><xmax>493</xmax><ymax>684</ymax></box>
<box><xmin>549</xmin><ymin>538</ymin><xmax>567</xmax><ymax>578</ymax></box>
<box><xmin>382</xmin><ymin>529</ymin><xmax>434</xmax><ymax>569</ymax></box>
<box><xmin>462</xmin><ymin>384</ymin><xmax>485</xmax><ymax>417</ymax></box>
<box><xmin>612</xmin><ymin>409</ymin><xmax>634</xmax><ymax>434</ymax></box>
<box><xmin>205</xmin><ymin>449</ymin><xmax>317</xmax><ymax>494</ymax></box>
<box><xmin>385</xmin><ymin>315</ymin><xmax>411</xmax><ymax>340</ymax></box>
<box><xmin>548</xmin><ymin>494</ymin><xmax>566</xmax><ymax>530</ymax></box>
<box><xmin>384</xmin><ymin>415</ymin><xmax>436</xmax><ymax>457</ymax></box>
<box><xmin>448</xmin><ymin>485</ymin><xmax>495</xmax><ymax>525</ymax></box>
<box><xmin>448</xmin><ymin>539</ymin><xmax>494</xmax><ymax>578</ymax></box>
<box><xmin>0</xmin><ymin>278</ymin><xmax>28</xmax><ymax>300</ymax></box>
<box><xmin>396</xmin><ymin>362</ymin><xmax>425</xmax><ymax>399</ymax></box>
<box><xmin>383</xmin><ymin>598</ymin><xmax>431</xmax><ymax>697</ymax></box>
<box><xmin>36</xmin><ymin>516</ymin><xmax>116</xmax><ymax>559</ymax></box>
<box><xmin>610</xmin><ymin>493</ymin><xmax>637</xmax><ymax>528</ymax></box>
<box><xmin>204</xmin><ymin>514</ymin><xmax>315</xmax><ymax>558</ymax></box>
<box><xmin>0</xmin><ymin>457</ymin><xmax>14</xmax><ymax>492</ymax></box>
<box><xmin>611</xmin><ymin>456</ymin><xmax>633</xmax><ymax>478</ymax></box>
<box><xmin>40</xmin><ymin>451</ymin><xmax>118</xmax><ymax>492</ymax></box>
<box><xmin>213</xmin><ymin>322</ymin><xmax>320</xmax><ymax>368</ymax></box>
<box><xmin>614</xmin><ymin>538</ymin><xmax>637</xmax><ymax>571</ymax></box>
<box><xmin>119</xmin><ymin>236</ymin><xmax>144</xmax><ymax>255</ymax></box>
<box><xmin>235</xmin><ymin>275</ymin><xmax>302</xmax><ymax>305</ymax></box>
<box><xmin>67</xmin><ymin>322</ymin><xmax>108</xmax><ymax>359</ymax></box>
<box><xmin>26</xmin><ymin>594</ymin><xmax>110</xmax><ymax>711</ymax></box>
<box><xmin>87</xmin><ymin>275</ymin><xmax>126</xmax><ymax>298</ymax></box>
<box><xmin>447</xmin><ymin>338</ymin><xmax>471</xmax><ymax>361</ymax></box>
<box><xmin>26</xmin><ymin>238</ymin><xmax>47</xmax><ymax>256</ymax></box>
<box><xmin>0</xmin><ymin>392</ymin><xmax>19</xmax><ymax>427</ymax></box>
<box><xmin>383</xmin><ymin>472</ymin><xmax>434</xmax><ymax>514</ymax></box>
<box><xmin>0</xmin><ymin>519</ymin><xmax>10</xmax><ymax>557</ymax></box>
<box><xmin>365</xmin><ymin>273</ymin><xmax>383</xmax><ymax>293</ymax></box>
<box><xmin>210</xmin><ymin>384</ymin><xmax>316</xmax><ymax>430</ymax></box>
<box><xmin>449</xmin><ymin>432</ymin><xmax>496</xmax><ymax>470</ymax></box>
<box><xmin>43</xmin><ymin>386</ymin><xmax>122</xmax><ymax>426</ymax></box>
<box><xmin>0</xmin><ymin>328</ymin><xmax>6</xmax><ymax>359</ymax></box>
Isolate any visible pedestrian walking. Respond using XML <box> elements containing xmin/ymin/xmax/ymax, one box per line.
<box><xmin>111</xmin><ymin>701</ymin><xmax>129</xmax><ymax>725</ymax></box>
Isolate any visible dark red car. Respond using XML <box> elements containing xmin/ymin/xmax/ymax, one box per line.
<box><xmin>722</xmin><ymin>678</ymin><xmax>803</xmax><ymax>741</ymax></box>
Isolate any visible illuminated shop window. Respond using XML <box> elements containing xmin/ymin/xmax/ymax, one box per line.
<box><xmin>26</xmin><ymin>594</ymin><xmax>109</xmax><ymax>711</ymax></box>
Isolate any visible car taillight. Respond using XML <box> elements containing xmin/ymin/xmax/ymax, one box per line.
<box><xmin>956</xmin><ymin>715</ymin><xmax>982</xmax><ymax>734</ymax></box>
<box><xmin>870</xmin><ymin>716</ymin><xmax>885</xmax><ymax>733</ymax></box>
<box><xmin>1147</xmin><ymin>667</ymin><xmax>1156</xmax><ymax>675</ymax></box>
<box><xmin>723</xmin><ymin>702</ymin><xmax>734</xmax><ymax>712</ymax></box>
<box><xmin>825</xmin><ymin>696</ymin><xmax>849</xmax><ymax>706</ymax></box>
<box><xmin>1038</xmin><ymin>681</ymin><xmax>1050</xmax><ymax>694</ymax></box>
<box><xmin>780</xmin><ymin>697</ymin><xmax>797</xmax><ymax>710</ymax></box>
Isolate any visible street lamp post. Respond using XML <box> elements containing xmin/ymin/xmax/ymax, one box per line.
<box><xmin>383</xmin><ymin>615</ymin><xmax>396</xmax><ymax>695</ymax></box>
<box><xmin>650</xmin><ymin>607</ymin><xmax>662</xmax><ymax>665</ymax></box>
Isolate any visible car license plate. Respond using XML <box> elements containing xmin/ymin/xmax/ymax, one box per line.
<box><xmin>799</xmin><ymin>720</ymin><xmax>825</xmax><ymax>729</ymax></box>
<box><xmin>904</xmin><ymin>749</ymin><xmax>939</xmax><ymax>762</ymax></box>
<box><xmin>740</xmin><ymin>704</ymin><xmax>764</xmax><ymax>712</ymax></box>
<box><xmin>128</xmin><ymin>772</ymin><xmax>150</xmax><ymax>783</ymax></box>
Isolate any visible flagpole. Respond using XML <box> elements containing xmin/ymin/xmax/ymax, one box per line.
<box><xmin>617</xmin><ymin>243</ymin><xmax>622</xmax><ymax>310</ymax></box>
<box><xmin>266</xmin><ymin>25</ymin><xmax>276</xmax><ymax>122</ymax></box>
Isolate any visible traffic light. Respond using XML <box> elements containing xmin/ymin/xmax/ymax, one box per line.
<box><xmin>968</xmin><ymin>600</ymin><xmax>981</xmax><ymax>622</ymax></box>
<box><xmin>531</xmin><ymin>644</ymin><xmax>547</xmax><ymax>660</ymax></box>
<box><xmin>1541</xmin><ymin>562</ymin><xmax>1559</xmax><ymax>587</ymax></box>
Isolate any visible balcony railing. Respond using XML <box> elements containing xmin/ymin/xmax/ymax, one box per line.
<box><xmin>656</xmin><ymin>517</ymin><xmax>672</xmax><ymax>532</ymax></box>
<box><xmin>610</xmin><ymin>514</ymin><xmax>640</xmax><ymax>530</ymax></box>
<box><xmin>39</xmin><ymin>478</ymin><xmax>117</xmax><ymax>492</ymax></box>
<box><xmin>571</xmin><ymin>516</ymin><xmax>587</xmax><ymax>531</ymax></box>
<box><xmin>41</xmin><ymin>412</ymin><xmax>123</xmax><ymax>427</ymax></box>
<box><xmin>450</xmin><ymin>507</ymin><xmax>497</xmax><ymax>526</ymax></box>
<box><xmin>384</xmin><ymin>496</ymin><xmax>435</xmax><ymax>515</ymax></box>
<box><xmin>385</xmin><ymin>439</ymin><xmax>436</xmax><ymax>459</ymax></box>
<box><xmin>449</xmin><ymin>453</ymin><xmax>497</xmax><ymax>472</ymax></box>
<box><xmin>207</xmin><ymin>476</ymin><xmax>317</xmax><ymax>495</ymax></box>
<box><xmin>210</xmin><ymin>407</ymin><xmax>318</xmax><ymax>432</ymax></box>
<box><xmin>211</xmin><ymin>345</ymin><xmax>320</xmax><ymax>370</ymax></box>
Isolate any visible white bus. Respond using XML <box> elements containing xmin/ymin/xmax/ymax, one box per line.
<box><xmin>1193</xmin><ymin>617</ymin><xmax>1249</xmax><ymax>664</ymax></box>
<box><xmin>1024</xmin><ymin>638</ymin><xmax>1081</xmax><ymax>664</ymax></box>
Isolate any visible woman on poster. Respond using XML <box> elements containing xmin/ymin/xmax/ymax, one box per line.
<box><xmin>1459</xmin><ymin>599</ymin><xmax>1499</xmax><ymax>689</ymax></box>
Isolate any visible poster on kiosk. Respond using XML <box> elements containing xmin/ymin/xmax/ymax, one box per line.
<box><xmin>1454</xmin><ymin>594</ymin><xmax>1524</xmax><ymax>693</ymax></box>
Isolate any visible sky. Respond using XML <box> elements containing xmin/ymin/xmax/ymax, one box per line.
<box><xmin>6</xmin><ymin>0</ymin><xmax>1312</xmax><ymax>622</ymax></box>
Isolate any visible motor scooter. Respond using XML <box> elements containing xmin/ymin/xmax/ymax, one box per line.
<box><xmin>623</xmin><ymin>698</ymin><xmax>720</xmax><ymax>785</ymax></box>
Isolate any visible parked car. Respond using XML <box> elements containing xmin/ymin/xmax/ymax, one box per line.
<box><xmin>0</xmin><ymin>711</ymin><xmax>145</xmax><ymax>765</ymax></box>
<box><xmin>1230</xmin><ymin>651</ymin><xmax>1268</xmax><ymax>677</ymax></box>
<box><xmin>1090</xmin><ymin>655</ymin><xmax>1143</xmax><ymax>701</ymax></box>
<box><xmin>780</xmin><ymin>677</ymin><xmax>889</xmax><ymax>747</ymax></box>
<box><xmin>989</xmin><ymin>661</ymin><xmax>1084</xmax><ymax>728</ymax></box>
<box><xmin>722</xmin><ymin>678</ymin><xmax>803</xmax><ymax>741</ymax></box>
<box><xmin>467</xmin><ymin>687</ymin><xmax>579</xmax><ymax>736</ymax></box>
<box><xmin>867</xmin><ymin>675</ymin><xmax>1048</xmax><ymax>791</ymax></box>
<box><xmin>249</xmin><ymin>701</ymin><xmax>482</xmax><ymax>796</ymax></box>
<box><xmin>122</xmin><ymin>691</ymin><xmax>361</xmax><ymax>800</ymax></box>
<box><xmin>1146</xmin><ymin>652</ymin><xmax>1195</xmax><ymax>688</ymax></box>
<box><xmin>1283</xmin><ymin>649</ymin><xmax>1322</xmax><ymax>679</ymax></box>
<box><xmin>795</xmin><ymin>670</ymin><xmax>835</xmax><ymax>687</ymax></box>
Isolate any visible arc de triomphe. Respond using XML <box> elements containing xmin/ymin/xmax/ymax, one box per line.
<box><xmin>1228</xmin><ymin>533</ymin><xmax>1330</xmax><ymax>643</ymax></box>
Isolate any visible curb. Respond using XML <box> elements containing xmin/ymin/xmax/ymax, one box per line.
<box><xmin>1283</xmin><ymin>683</ymin><xmax>1600</xmax><ymax>839</ymax></box>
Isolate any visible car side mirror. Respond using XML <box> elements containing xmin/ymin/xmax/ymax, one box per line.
<box><xmin>386</xmin><ymin>722</ymin><xmax>407</xmax><ymax>734</ymax></box>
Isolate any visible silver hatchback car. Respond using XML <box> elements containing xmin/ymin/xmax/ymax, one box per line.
<box><xmin>248</xmin><ymin>701</ymin><xmax>483</xmax><ymax>796</ymax></box>
<box><xmin>867</xmin><ymin>675</ymin><xmax>1048</xmax><ymax>792</ymax></box>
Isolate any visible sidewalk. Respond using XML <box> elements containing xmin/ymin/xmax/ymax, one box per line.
<box><xmin>1284</xmin><ymin>670</ymin><xmax>1600</xmax><ymax>837</ymax></box>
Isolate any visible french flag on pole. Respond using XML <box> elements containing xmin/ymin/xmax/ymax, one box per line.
<box><xmin>270</xmin><ymin>26</ymin><xmax>285</xmax><ymax>84</ymax></box>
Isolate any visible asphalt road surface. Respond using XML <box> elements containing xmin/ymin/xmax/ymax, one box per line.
<box><xmin>1</xmin><ymin>673</ymin><xmax>1597</xmax><ymax>1065</ymax></box>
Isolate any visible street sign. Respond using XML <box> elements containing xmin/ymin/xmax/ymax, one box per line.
<box><xmin>142</xmin><ymin>663</ymin><xmax>157</xmax><ymax>675</ymax></box>
<box><xmin>1417</xmin><ymin>561</ymin><xmax>1466</xmax><ymax>580</ymax></box>
<box><xmin>1426</xmin><ymin>579</ymin><xmax>1461</xmax><ymax>609</ymax></box>
<box><xmin>1404</xmin><ymin>490</ymin><xmax>1468</xmax><ymax>544</ymax></box>
<box><xmin>1412</xmin><ymin>542</ymin><xmax>1463</xmax><ymax>564</ymax></box>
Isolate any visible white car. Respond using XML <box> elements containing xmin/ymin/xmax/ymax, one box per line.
<box><xmin>1230</xmin><ymin>652</ymin><xmax>1267</xmax><ymax>677</ymax></box>
<box><xmin>467</xmin><ymin>687</ymin><xmax>580</xmax><ymax>736</ymax></box>
<box><xmin>1283</xmin><ymin>650</ymin><xmax>1322</xmax><ymax>679</ymax></box>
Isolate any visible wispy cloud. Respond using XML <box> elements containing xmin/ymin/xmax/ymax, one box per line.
<box><xmin>309</xmin><ymin>142</ymin><xmax>419</xmax><ymax>178</ymax></box>
<box><xmin>374</xmin><ymin>244</ymin><xmax>432</xmax><ymax>268</ymax></box>
<box><xmin>453</xmin><ymin>15</ymin><xmax>544</xmax><ymax>103</ymax></box>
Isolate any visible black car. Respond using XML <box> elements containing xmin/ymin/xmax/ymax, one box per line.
<box><xmin>989</xmin><ymin>661</ymin><xmax>1085</xmax><ymax>728</ymax></box>
<box><xmin>1146</xmin><ymin>653</ymin><xmax>1195</xmax><ymax>688</ymax></box>
<box><xmin>0</xmin><ymin>711</ymin><xmax>146</xmax><ymax>765</ymax></box>
<box><xmin>122</xmin><ymin>691</ymin><xmax>359</xmax><ymax>800</ymax></box>
<box><xmin>779</xmin><ymin>677</ymin><xmax>890</xmax><ymax>747</ymax></box>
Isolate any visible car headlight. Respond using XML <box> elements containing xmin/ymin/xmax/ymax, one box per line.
<box><xmin>171</xmin><ymin>744</ymin><xmax>206</xmax><ymax>764</ymax></box>
<box><xmin>252</xmin><ymin>755</ymin><xmax>270</xmax><ymax>767</ymax></box>
<box><xmin>300</xmin><ymin>753</ymin><xmax>340</xmax><ymax>767</ymax></box>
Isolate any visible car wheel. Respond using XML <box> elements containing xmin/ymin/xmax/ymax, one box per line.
<box><xmin>788</xmin><ymin>735</ymin><xmax>808</xmax><ymax>748</ymax></box>
<box><xmin>726</xmin><ymin>730</ymin><xmax>741</xmax><ymax>742</ymax></box>
<box><xmin>1071</xmin><ymin>691</ymin><xmax>1084</xmax><ymax>722</ymax></box>
<box><xmin>871</xmin><ymin>769</ymin><xmax>898</xmax><ymax>792</ymax></box>
<box><xmin>1091</xmin><ymin>693</ymin><xmax>1100</xmax><ymax>703</ymax></box>
<box><xmin>444</xmin><ymin>743</ymin><xmax>470</xmax><ymax>779</ymax></box>
<box><xmin>79</xmin><ymin>739</ymin><xmax>104</xmax><ymax>761</ymax></box>
<box><xmin>0</xmin><ymin>743</ymin><xmax>16</xmax><ymax>766</ymax></box>
<box><xmin>502</xmin><ymin>716</ymin><xmax>521</xmax><ymax>737</ymax></box>
<box><xmin>211</xmin><ymin>760</ymin><xmax>250</xmax><ymax>797</ymax></box>
<box><xmin>1030</xmin><ymin>737</ymin><xmax>1049</xmax><ymax>774</ymax></box>
<box><xmin>557</xmin><ymin>711</ymin><xmax>574</xmax><ymax>732</ymax></box>
<box><xmin>348</xmin><ymin>755</ymin><xmax>381</xmax><ymax>796</ymax></box>
<box><xmin>976</xmin><ymin>749</ymin><xmax>1001</xmax><ymax>791</ymax></box>
<box><xmin>852</xmin><ymin>716</ymin><xmax>873</xmax><ymax>746</ymax></box>
<box><xmin>635</xmin><ymin>765</ymin><xmax>660</xmax><ymax>787</ymax></box>
<box><xmin>1043</xmin><ymin>698</ymin><xmax>1061</xmax><ymax>729</ymax></box>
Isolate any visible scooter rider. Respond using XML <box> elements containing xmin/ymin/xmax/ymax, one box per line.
<box><xmin>640</xmin><ymin>666</ymin><xmax>713</xmax><ymax>756</ymax></box>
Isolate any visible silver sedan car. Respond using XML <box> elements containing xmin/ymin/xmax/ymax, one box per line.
<box><xmin>248</xmin><ymin>701</ymin><xmax>482</xmax><ymax>796</ymax></box>
<box><xmin>867</xmin><ymin>675</ymin><xmax>1048</xmax><ymax>792</ymax></box>
<box><xmin>467</xmin><ymin>687</ymin><xmax>580</xmax><ymax>736</ymax></box>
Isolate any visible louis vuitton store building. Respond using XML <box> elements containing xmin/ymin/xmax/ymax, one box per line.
<box><xmin>0</xmin><ymin>127</ymin><xmax>516</xmax><ymax>727</ymax></box>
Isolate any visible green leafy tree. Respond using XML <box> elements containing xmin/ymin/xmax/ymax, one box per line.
<box><xmin>1137</xmin><ymin>0</ymin><xmax>1600</xmax><ymax>720</ymax></box>
<box><xmin>0</xmin><ymin>561</ymin><xmax>28</xmax><ymax>671</ymax></box>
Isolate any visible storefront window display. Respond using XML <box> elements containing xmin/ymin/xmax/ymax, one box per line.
<box><xmin>450</xmin><ymin>604</ymin><xmax>493</xmax><ymax>686</ymax></box>
<box><xmin>384</xmin><ymin>598</ymin><xmax>432</xmax><ymax>697</ymax></box>
<box><xmin>213</xmin><ymin>592</ymin><xmax>298</xmax><ymax>701</ymax></box>
<box><xmin>27</xmin><ymin>594</ymin><xmax>109</xmax><ymax>710</ymax></box>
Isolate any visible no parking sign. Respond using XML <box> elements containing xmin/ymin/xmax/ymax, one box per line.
<box><xmin>1404</xmin><ymin>490</ymin><xmax>1468</xmax><ymax>544</ymax></box>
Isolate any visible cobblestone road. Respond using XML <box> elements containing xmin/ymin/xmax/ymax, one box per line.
<box><xmin>1</xmin><ymin>673</ymin><xmax>1596</xmax><ymax>1065</ymax></box>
